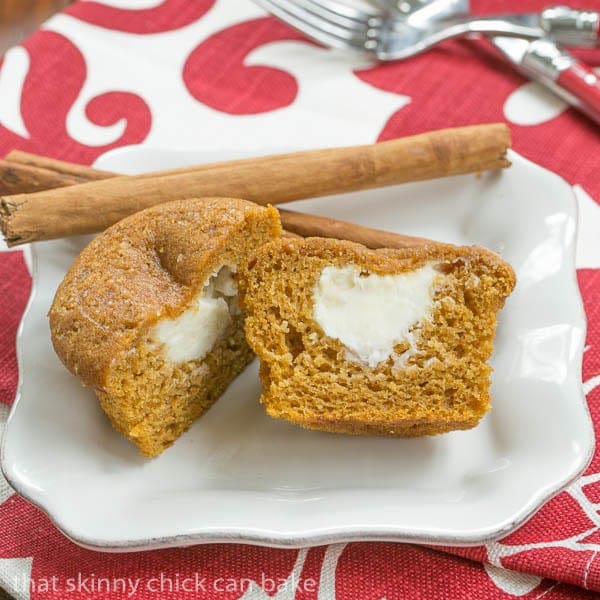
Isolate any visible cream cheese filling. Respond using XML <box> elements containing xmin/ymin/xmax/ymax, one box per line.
<box><xmin>151</xmin><ymin>265</ymin><xmax>237</xmax><ymax>363</ymax></box>
<box><xmin>312</xmin><ymin>263</ymin><xmax>439</xmax><ymax>367</ymax></box>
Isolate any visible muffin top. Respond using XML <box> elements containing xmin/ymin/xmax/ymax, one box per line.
<box><xmin>49</xmin><ymin>197</ymin><xmax>280</xmax><ymax>387</ymax></box>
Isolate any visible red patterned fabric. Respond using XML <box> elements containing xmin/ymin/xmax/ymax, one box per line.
<box><xmin>183</xmin><ymin>17</ymin><xmax>308</xmax><ymax>114</ymax></box>
<box><xmin>1</xmin><ymin>1</ymin><xmax>600</xmax><ymax>598</ymax></box>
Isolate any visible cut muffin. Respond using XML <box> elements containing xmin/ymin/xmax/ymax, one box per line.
<box><xmin>49</xmin><ymin>197</ymin><xmax>281</xmax><ymax>456</ymax></box>
<box><xmin>240</xmin><ymin>237</ymin><xmax>515</xmax><ymax>436</ymax></box>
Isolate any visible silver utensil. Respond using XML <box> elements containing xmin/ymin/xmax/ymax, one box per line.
<box><xmin>491</xmin><ymin>36</ymin><xmax>600</xmax><ymax>124</ymax></box>
<box><xmin>387</xmin><ymin>0</ymin><xmax>599</xmax><ymax>47</ymax></box>
<box><xmin>253</xmin><ymin>0</ymin><xmax>599</xmax><ymax>60</ymax></box>
<box><xmin>410</xmin><ymin>0</ymin><xmax>600</xmax><ymax>125</ymax></box>
<box><xmin>399</xmin><ymin>0</ymin><xmax>600</xmax><ymax>125</ymax></box>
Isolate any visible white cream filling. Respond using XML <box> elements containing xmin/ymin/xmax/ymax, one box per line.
<box><xmin>312</xmin><ymin>263</ymin><xmax>439</xmax><ymax>367</ymax></box>
<box><xmin>151</xmin><ymin>266</ymin><xmax>237</xmax><ymax>363</ymax></box>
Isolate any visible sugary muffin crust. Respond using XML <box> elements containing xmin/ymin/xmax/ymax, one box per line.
<box><xmin>49</xmin><ymin>197</ymin><xmax>281</xmax><ymax>456</ymax></box>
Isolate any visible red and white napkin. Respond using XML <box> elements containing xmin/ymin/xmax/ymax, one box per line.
<box><xmin>1</xmin><ymin>1</ymin><xmax>600</xmax><ymax>598</ymax></box>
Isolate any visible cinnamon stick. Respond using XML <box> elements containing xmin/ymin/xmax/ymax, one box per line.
<box><xmin>0</xmin><ymin>163</ymin><xmax>433</xmax><ymax>249</ymax></box>
<box><xmin>7</xmin><ymin>122</ymin><xmax>511</xmax><ymax>183</ymax></box>
<box><xmin>1</xmin><ymin>154</ymin><xmax>432</xmax><ymax>250</ymax></box>
<box><xmin>0</xmin><ymin>159</ymin><xmax>85</xmax><ymax>195</ymax></box>
<box><xmin>278</xmin><ymin>210</ymin><xmax>431</xmax><ymax>248</ymax></box>
<box><xmin>5</xmin><ymin>150</ymin><xmax>113</xmax><ymax>181</ymax></box>
<box><xmin>0</xmin><ymin>124</ymin><xmax>511</xmax><ymax>246</ymax></box>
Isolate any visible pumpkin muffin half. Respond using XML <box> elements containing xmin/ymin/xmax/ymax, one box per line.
<box><xmin>49</xmin><ymin>197</ymin><xmax>281</xmax><ymax>457</ymax></box>
<box><xmin>240</xmin><ymin>237</ymin><xmax>515</xmax><ymax>437</ymax></box>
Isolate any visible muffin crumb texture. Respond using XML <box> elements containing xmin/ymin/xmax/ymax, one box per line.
<box><xmin>49</xmin><ymin>197</ymin><xmax>281</xmax><ymax>457</ymax></box>
<box><xmin>240</xmin><ymin>237</ymin><xmax>516</xmax><ymax>436</ymax></box>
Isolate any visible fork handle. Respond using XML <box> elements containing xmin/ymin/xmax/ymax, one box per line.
<box><xmin>521</xmin><ymin>39</ymin><xmax>600</xmax><ymax>125</ymax></box>
<box><xmin>556</xmin><ymin>63</ymin><xmax>600</xmax><ymax>123</ymax></box>
<box><xmin>542</xmin><ymin>6</ymin><xmax>600</xmax><ymax>48</ymax></box>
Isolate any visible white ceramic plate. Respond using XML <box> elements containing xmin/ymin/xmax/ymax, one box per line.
<box><xmin>1</xmin><ymin>148</ymin><xmax>593</xmax><ymax>551</ymax></box>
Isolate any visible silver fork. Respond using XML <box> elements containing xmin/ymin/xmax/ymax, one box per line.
<box><xmin>381</xmin><ymin>0</ymin><xmax>600</xmax><ymax>125</ymax></box>
<box><xmin>253</xmin><ymin>0</ymin><xmax>599</xmax><ymax>60</ymax></box>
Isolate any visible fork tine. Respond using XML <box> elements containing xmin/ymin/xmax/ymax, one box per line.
<box><xmin>254</xmin><ymin>0</ymin><xmax>372</xmax><ymax>50</ymax></box>
<box><xmin>257</xmin><ymin>0</ymin><xmax>372</xmax><ymax>41</ymax></box>
<box><xmin>297</xmin><ymin>0</ymin><xmax>382</xmax><ymax>28</ymax></box>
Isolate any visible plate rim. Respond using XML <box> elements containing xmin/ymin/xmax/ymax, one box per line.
<box><xmin>1</xmin><ymin>149</ymin><xmax>594</xmax><ymax>551</ymax></box>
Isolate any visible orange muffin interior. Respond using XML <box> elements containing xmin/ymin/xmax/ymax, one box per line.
<box><xmin>49</xmin><ymin>197</ymin><xmax>281</xmax><ymax>457</ymax></box>
<box><xmin>240</xmin><ymin>237</ymin><xmax>515</xmax><ymax>436</ymax></box>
